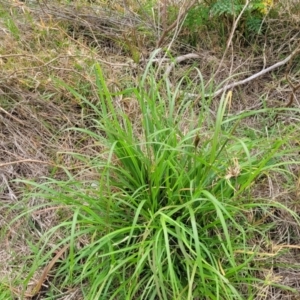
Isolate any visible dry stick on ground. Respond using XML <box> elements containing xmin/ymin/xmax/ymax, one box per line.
<box><xmin>164</xmin><ymin>53</ymin><xmax>200</xmax><ymax>77</ymax></box>
<box><xmin>210</xmin><ymin>45</ymin><xmax>300</xmax><ymax>98</ymax></box>
<box><xmin>6</xmin><ymin>244</ymin><xmax>69</xmax><ymax>298</ymax></box>
<box><xmin>30</xmin><ymin>244</ymin><xmax>70</xmax><ymax>297</ymax></box>
<box><xmin>0</xmin><ymin>159</ymin><xmax>55</xmax><ymax>168</ymax></box>
<box><xmin>156</xmin><ymin>0</ymin><xmax>196</xmax><ymax>48</ymax></box>
<box><xmin>0</xmin><ymin>106</ymin><xmax>27</xmax><ymax>126</ymax></box>
<box><xmin>213</xmin><ymin>0</ymin><xmax>250</xmax><ymax>79</ymax></box>
<box><xmin>153</xmin><ymin>45</ymin><xmax>300</xmax><ymax>100</ymax></box>
<box><xmin>161</xmin><ymin>0</ymin><xmax>167</xmax><ymax>33</ymax></box>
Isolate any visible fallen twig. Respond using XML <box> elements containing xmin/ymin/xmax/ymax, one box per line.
<box><xmin>0</xmin><ymin>159</ymin><xmax>54</xmax><ymax>167</ymax></box>
<box><xmin>156</xmin><ymin>0</ymin><xmax>197</xmax><ymax>48</ymax></box>
<box><xmin>214</xmin><ymin>0</ymin><xmax>250</xmax><ymax>78</ymax></box>
<box><xmin>161</xmin><ymin>46</ymin><xmax>300</xmax><ymax>99</ymax></box>
<box><xmin>164</xmin><ymin>53</ymin><xmax>200</xmax><ymax>78</ymax></box>
<box><xmin>209</xmin><ymin>45</ymin><xmax>300</xmax><ymax>98</ymax></box>
<box><xmin>30</xmin><ymin>244</ymin><xmax>70</xmax><ymax>298</ymax></box>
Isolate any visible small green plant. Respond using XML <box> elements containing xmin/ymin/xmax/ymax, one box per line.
<box><xmin>0</xmin><ymin>282</ymin><xmax>13</xmax><ymax>300</ymax></box>
<box><xmin>4</xmin><ymin>16</ymin><xmax>20</xmax><ymax>40</ymax></box>
<box><xmin>15</xmin><ymin>56</ymin><xmax>300</xmax><ymax>299</ymax></box>
<box><xmin>183</xmin><ymin>4</ymin><xmax>211</xmax><ymax>31</ymax></box>
<box><xmin>182</xmin><ymin>0</ymin><xmax>276</xmax><ymax>46</ymax></box>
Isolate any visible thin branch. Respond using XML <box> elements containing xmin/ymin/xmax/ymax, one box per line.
<box><xmin>0</xmin><ymin>106</ymin><xmax>27</xmax><ymax>126</ymax></box>
<box><xmin>214</xmin><ymin>0</ymin><xmax>250</xmax><ymax>77</ymax></box>
<box><xmin>148</xmin><ymin>46</ymin><xmax>300</xmax><ymax>99</ymax></box>
<box><xmin>156</xmin><ymin>0</ymin><xmax>196</xmax><ymax>48</ymax></box>
<box><xmin>0</xmin><ymin>159</ymin><xmax>54</xmax><ymax>167</ymax></box>
<box><xmin>210</xmin><ymin>46</ymin><xmax>300</xmax><ymax>98</ymax></box>
<box><xmin>165</xmin><ymin>53</ymin><xmax>200</xmax><ymax>78</ymax></box>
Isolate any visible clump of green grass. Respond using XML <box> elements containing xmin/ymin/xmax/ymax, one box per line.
<box><xmin>15</xmin><ymin>56</ymin><xmax>300</xmax><ymax>299</ymax></box>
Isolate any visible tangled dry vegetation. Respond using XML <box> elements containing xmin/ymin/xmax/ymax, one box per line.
<box><xmin>1</xmin><ymin>0</ymin><xmax>300</xmax><ymax>299</ymax></box>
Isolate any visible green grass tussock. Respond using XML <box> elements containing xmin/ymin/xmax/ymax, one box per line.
<box><xmin>14</xmin><ymin>60</ymin><xmax>300</xmax><ymax>299</ymax></box>
<box><xmin>1</xmin><ymin>1</ymin><xmax>300</xmax><ymax>298</ymax></box>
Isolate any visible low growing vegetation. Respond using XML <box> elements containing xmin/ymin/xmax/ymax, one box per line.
<box><xmin>1</xmin><ymin>0</ymin><xmax>300</xmax><ymax>299</ymax></box>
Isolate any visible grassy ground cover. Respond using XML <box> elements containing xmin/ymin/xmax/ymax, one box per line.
<box><xmin>1</xmin><ymin>0</ymin><xmax>300</xmax><ymax>299</ymax></box>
